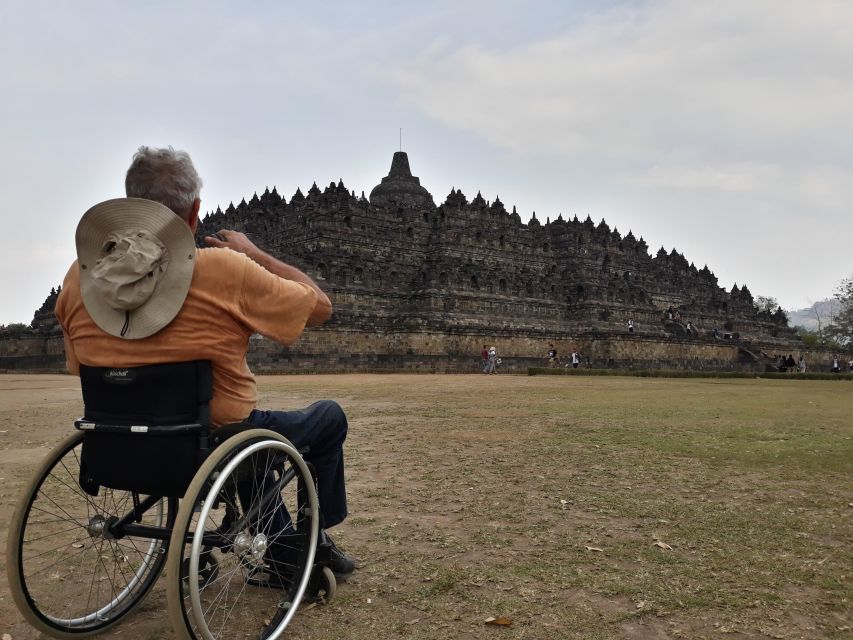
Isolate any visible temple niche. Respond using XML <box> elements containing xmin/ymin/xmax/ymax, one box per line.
<box><xmin>196</xmin><ymin>150</ymin><xmax>792</xmax><ymax>351</ymax></box>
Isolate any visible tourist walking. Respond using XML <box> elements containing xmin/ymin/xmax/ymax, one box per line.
<box><xmin>547</xmin><ymin>343</ymin><xmax>558</xmax><ymax>366</ymax></box>
<box><xmin>486</xmin><ymin>346</ymin><xmax>498</xmax><ymax>374</ymax></box>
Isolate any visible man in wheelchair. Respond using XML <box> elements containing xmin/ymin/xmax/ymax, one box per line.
<box><xmin>54</xmin><ymin>147</ymin><xmax>354</xmax><ymax>581</ymax></box>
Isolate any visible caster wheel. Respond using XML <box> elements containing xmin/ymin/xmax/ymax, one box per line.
<box><xmin>306</xmin><ymin>565</ymin><xmax>337</xmax><ymax>603</ymax></box>
<box><xmin>320</xmin><ymin>566</ymin><xmax>337</xmax><ymax>601</ymax></box>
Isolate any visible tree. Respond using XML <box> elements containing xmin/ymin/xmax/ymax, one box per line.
<box><xmin>806</xmin><ymin>298</ymin><xmax>840</xmax><ymax>336</ymax></box>
<box><xmin>825</xmin><ymin>275</ymin><xmax>853</xmax><ymax>345</ymax></box>
<box><xmin>754</xmin><ymin>295</ymin><xmax>788</xmax><ymax>326</ymax></box>
<box><xmin>794</xmin><ymin>325</ymin><xmax>842</xmax><ymax>349</ymax></box>
<box><xmin>0</xmin><ymin>322</ymin><xmax>31</xmax><ymax>335</ymax></box>
<box><xmin>836</xmin><ymin>274</ymin><xmax>853</xmax><ymax>303</ymax></box>
<box><xmin>754</xmin><ymin>295</ymin><xmax>780</xmax><ymax>313</ymax></box>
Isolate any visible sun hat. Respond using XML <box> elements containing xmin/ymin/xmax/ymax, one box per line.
<box><xmin>75</xmin><ymin>198</ymin><xmax>196</xmax><ymax>339</ymax></box>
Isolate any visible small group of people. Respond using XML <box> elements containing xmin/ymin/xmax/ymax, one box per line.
<box><xmin>481</xmin><ymin>344</ymin><xmax>499</xmax><ymax>373</ymax></box>
<box><xmin>544</xmin><ymin>344</ymin><xmax>581</xmax><ymax>368</ymax></box>
<box><xmin>665</xmin><ymin>306</ymin><xmax>697</xmax><ymax>337</ymax></box>
<box><xmin>777</xmin><ymin>354</ymin><xmax>806</xmax><ymax>373</ymax></box>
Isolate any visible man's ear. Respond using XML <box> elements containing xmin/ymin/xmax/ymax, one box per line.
<box><xmin>187</xmin><ymin>198</ymin><xmax>201</xmax><ymax>233</ymax></box>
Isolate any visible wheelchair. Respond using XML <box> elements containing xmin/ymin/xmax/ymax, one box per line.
<box><xmin>6</xmin><ymin>360</ymin><xmax>337</xmax><ymax>639</ymax></box>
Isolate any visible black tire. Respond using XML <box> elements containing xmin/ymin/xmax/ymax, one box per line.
<box><xmin>166</xmin><ymin>429</ymin><xmax>319</xmax><ymax>640</ymax></box>
<box><xmin>6</xmin><ymin>431</ymin><xmax>174</xmax><ymax>637</ymax></box>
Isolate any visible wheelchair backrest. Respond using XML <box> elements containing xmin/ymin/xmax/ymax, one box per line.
<box><xmin>77</xmin><ymin>360</ymin><xmax>214</xmax><ymax>498</ymax></box>
<box><xmin>79</xmin><ymin>360</ymin><xmax>213</xmax><ymax>426</ymax></box>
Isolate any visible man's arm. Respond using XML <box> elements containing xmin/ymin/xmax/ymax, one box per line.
<box><xmin>204</xmin><ymin>230</ymin><xmax>332</xmax><ymax>326</ymax></box>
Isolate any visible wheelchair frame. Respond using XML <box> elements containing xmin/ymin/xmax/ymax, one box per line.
<box><xmin>6</xmin><ymin>361</ymin><xmax>335</xmax><ymax>640</ymax></box>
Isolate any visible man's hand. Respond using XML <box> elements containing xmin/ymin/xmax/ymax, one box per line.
<box><xmin>204</xmin><ymin>229</ymin><xmax>261</xmax><ymax>260</ymax></box>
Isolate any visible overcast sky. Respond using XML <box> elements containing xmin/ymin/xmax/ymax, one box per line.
<box><xmin>1</xmin><ymin>0</ymin><xmax>851</xmax><ymax>325</ymax></box>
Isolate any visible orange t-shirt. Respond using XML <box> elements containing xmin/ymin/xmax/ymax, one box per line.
<box><xmin>55</xmin><ymin>247</ymin><xmax>318</xmax><ymax>426</ymax></box>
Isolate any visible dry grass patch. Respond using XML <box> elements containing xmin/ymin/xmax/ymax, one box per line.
<box><xmin>0</xmin><ymin>373</ymin><xmax>850</xmax><ymax>639</ymax></box>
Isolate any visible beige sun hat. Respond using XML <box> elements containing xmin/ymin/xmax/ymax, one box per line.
<box><xmin>75</xmin><ymin>198</ymin><xmax>196</xmax><ymax>339</ymax></box>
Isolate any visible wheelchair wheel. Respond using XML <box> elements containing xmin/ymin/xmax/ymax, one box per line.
<box><xmin>6</xmin><ymin>431</ymin><xmax>174</xmax><ymax>638</ymax></box>
<box><xmin>167</xmin><ymin>429</ymin><xmax>319</xmax><ymax>640</ymax></box>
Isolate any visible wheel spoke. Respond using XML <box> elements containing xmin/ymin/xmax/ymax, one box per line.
<box><xmin>168</xmin><ymin>432</ymin><xmax>320</xmax><ymax>640</ymax></box>
<box><xmin>11</xmin><ymin>434</ymin><xmax>172</xmax><ymax>635</ymax></box>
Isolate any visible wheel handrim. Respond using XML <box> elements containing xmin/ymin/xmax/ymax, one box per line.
<box><xmin>187</xmin><ymin>439</ymin><xmax>319</xmax><ymax>640</ymax></box>
<box><xmin>13</xmin><ymin>433</ymin><xmax>170</xmax><ymax>633</ymax></box>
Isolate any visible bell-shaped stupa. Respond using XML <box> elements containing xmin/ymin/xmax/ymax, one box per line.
<box><xmin>369</xmin><ymin>151</ymin><xmax>435</xmax><ymax>208</ymax></box>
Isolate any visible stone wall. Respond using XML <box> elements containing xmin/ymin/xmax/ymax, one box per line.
<box><xmin>244</xmin><ymin>328</ymin><xmax>806</xmax><ymax>374</ymax></box>
<box><xmin>247</xmin><ymin>331</ymin><xmax>850</xmax><ymax>374</ymax></box>
<box><xmin>0</xmin><ymin>329</ymin><xmax>843</xmax><ymax>374</ymax></box>
<box><xmin>0</xmin><ymin>333</ymin><xmax>66</xmax><ymax>371</ymax></box>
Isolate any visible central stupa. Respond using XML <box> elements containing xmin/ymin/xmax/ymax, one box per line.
<box><xmin>368</xmin><ymin>151</ymin><xmax>435</xmax><ymax>208</ymax></box>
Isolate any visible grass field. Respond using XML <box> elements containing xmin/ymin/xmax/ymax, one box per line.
<box><xmin>1</xmin><ymin>373</ymin><xmax>851</xmax><ymax>639</ymax></box>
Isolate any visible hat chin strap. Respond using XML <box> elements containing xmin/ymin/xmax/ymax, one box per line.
<box><xmin>120</xmin><ymin>310</ymin><xmax>130</xmax><ymax>337</ymax></box>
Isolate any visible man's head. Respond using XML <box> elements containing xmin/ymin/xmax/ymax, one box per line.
<box><xmin>125</xmin><ymin>146</ymin><xmax>202</xmax><ymax>228</ymax></box>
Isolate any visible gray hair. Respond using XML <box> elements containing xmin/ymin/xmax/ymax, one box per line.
<box><xmin>125</xmin><ymin>146</ymin><xmax>203</xmax><ymax>218</ymax></box>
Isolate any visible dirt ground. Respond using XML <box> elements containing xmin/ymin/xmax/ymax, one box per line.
<box><xmin>1</xmin><ymin>373</ymin><xmax>851</xmax><ymax>640</ymax></box>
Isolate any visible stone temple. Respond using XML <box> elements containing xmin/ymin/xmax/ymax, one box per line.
<box><xmin>191</xmin><ymin>150</ymin><xmax>798</xmax><ymax>372</ymax></box>
<box><xmin>3</xmin><ymin>150</ymin><xmax>813</xmax><ymax>372</ymax></box>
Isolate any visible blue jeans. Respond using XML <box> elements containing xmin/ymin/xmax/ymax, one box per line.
<box><xmin>245</xmin><ymin>400</ymin><xmax>349</xmax><ymax>529</ymax></box>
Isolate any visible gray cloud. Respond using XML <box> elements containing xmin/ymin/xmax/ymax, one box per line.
<box><xmin>394</xmin><ymin>1</ymin><xmax>853</xmax><ymax>162</ymax></box>
<box><xmin>1</xmin><ymin>1</ymin><xmax>850</xmax><ymax>324</ymax></box>
<box><xmin>388</xmin><ymin>0</ymin><xmax>853</xmax><ymax>309</ymax></box>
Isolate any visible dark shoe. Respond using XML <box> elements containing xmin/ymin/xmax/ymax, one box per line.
<box><xmin>321</xmin><ymin>531</ymin><xmax>356</xmax><ymax>577</ymax></box>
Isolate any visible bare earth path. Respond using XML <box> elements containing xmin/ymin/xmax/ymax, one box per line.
<box><xmin>1</xmin><ymin>373</ymin><xmax>851</xmax><ymax>639</ymax></box>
